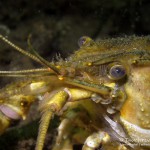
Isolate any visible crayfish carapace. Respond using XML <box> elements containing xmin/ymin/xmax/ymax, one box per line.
<box><xmin>0</xmin><ymin>35</ymin><xmax>149</xmax><ymax>150</ymax></box>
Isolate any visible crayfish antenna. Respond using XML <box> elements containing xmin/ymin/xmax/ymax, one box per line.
<box><xmin>35</xmin><ymin>110</ymin><xmax>54</xmax><ymax>150</ymax></box>
<box><xmin>27</xmin><ymin>34</ymin><xmax>60</xmax><ymax>74</ymax></box>
<box><xmin>0</xmin><ymin>68</ymin><xmax>57</xmax><ymax>77</ymax></box>
<box><xmin>0</xmin><ymin>34</ymin><xmax>60</xmax><ymax>75</ymax></box>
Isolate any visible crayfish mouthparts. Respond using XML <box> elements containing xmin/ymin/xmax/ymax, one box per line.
<box><xmin>0</xmin><ymin>35</ymin><xmax>149</xmax><ymax>150</ymax></box>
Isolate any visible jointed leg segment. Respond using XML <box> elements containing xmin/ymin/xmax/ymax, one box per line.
<box><xmin>35</xmin><ymin>88</ymin><xmax>94</xmax><ymax>150</ymax></box>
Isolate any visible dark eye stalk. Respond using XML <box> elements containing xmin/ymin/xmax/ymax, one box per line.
<box><xmin>108</xmin><ymin>64</ymin><xmax>126</xmax><ymax>80</ymax></box>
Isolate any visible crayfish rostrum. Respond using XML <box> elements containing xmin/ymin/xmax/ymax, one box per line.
<box><xmin>0</xmin><ymin>35</ymin><xmax>149</xmax><ymax>150</ymax></box>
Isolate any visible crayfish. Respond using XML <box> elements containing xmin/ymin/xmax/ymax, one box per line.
<box><xmin>0</xmin><ymin>35</ymin><xmax>149</xmax><ymax>150</ymax></box>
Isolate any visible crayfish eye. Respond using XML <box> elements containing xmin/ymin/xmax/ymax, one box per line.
<box><xmin>78</xmin><ymin>36</ymin><xmax>93</xmax><ymax>47</ymax></box>
<box><xmin>108</xmin><ymin>64</ymin><xmax>126</xmax><ymax>80</ymax></box>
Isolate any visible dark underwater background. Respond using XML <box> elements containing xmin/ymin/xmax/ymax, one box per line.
<box><xmin>0</xmin><ymin>0</ymin><xmax>150</xmax><ymax>149</ymax></box>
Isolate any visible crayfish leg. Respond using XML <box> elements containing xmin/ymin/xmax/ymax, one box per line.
<box><xmin>82</xmin><ymin>131</ymin><xmax>130</xmax><ymax>150</ymax></box>
<box><xmin>36</xmin><ymin>88</ymin><xmax>95</xmax><ymax>150</ymax></box>
<box><xmin>82</xmin><ymin>131</ymin><xmax>110</xmax><ymax>150</ymax></box>
<box><xmin>55</xmin><ymin>118</ymin><xmax>72</xmax><ymax>144</ymax></box>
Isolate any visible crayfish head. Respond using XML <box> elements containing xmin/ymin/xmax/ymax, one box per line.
<box><xmin>64</xmin><ymin>36</ymin><xmax>150</xmax><ymax>144</ymax></box>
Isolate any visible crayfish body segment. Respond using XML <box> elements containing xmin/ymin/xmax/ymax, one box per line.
<box><xmin>0</xmin><ymin>35</ymin><xmax>149</xmax><ymax>150</ymax></box>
